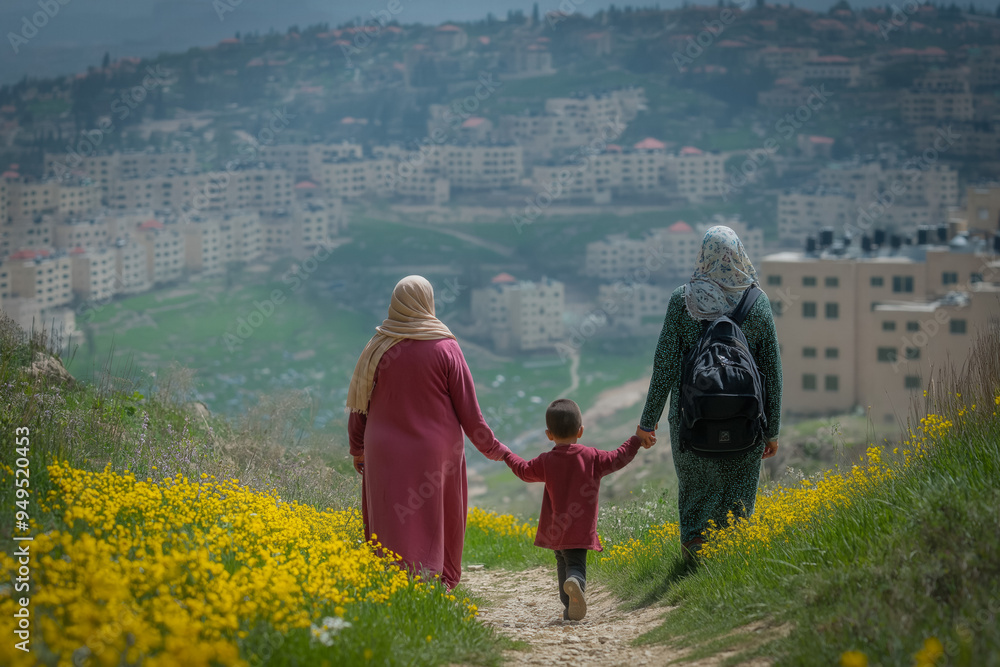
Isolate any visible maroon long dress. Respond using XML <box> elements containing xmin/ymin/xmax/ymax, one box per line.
<box><xmin>348</xmin><ymin>338</ymin><xmax>509</xmax><ymax>588</ymax></box>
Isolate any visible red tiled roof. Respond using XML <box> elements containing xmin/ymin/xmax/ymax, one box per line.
<box><xmin>680</xmin><ymin>146</ymin><xmax>703</xmax><ymax>155</ymax></box>
<box><xmin>491</xmin><ymin>272</ymin><xmax>516</xmax><ymax>284</ymax></box>
<box><xmin>436</xmin><ymin>24</ymin><xmax>462</xmax><ymax>32</ymax></box>
<box><xmin>668</xmin><ymin>221</ymin><xmax>694</xmax><ymax>233</ymax></box>
<box><xmin>634</xmin><ymin>137</ymin><xmax>666</xmax><ymax>150</ymax></box>
<box><xmin>294</xmin><ymin>181</ymin><xmax>318</xmax><ymax>189</ymax></box>
<box><xmin>462</xmin><ymin>116</ymin><xmax>487</xmax><ymax>128</ymax></box>
<box><xmin>140</xmin><ymin>219</ymin><xmax>163</xmax><ymax>230</ymax></box>
<box><xmin>809</xmin><ymin>135</ymin><xmax>835</xmax><ymax>144</ymax></box>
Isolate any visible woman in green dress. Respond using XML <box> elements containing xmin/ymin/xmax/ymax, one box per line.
<box><xmin>635</xmin><ymin>225</ymin><xmax>782</xmax><ymax>559</ymax></box>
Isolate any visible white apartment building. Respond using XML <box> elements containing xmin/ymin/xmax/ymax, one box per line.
<box><xmin>596</xmin><ymin>282</ymin><xmax>674</xmax><ymax>333</ymax></box>
<box><xmin>44</xmin><ymin>150</ymin><xmax>197</xmax><ymax>198</ymax></box>
<box><xmin>778</xmin><ymin>190</ymin><xmax>853</xmax><ymax>247</ymax></box>
<box><xmin>760</xmin><ymin>243</ymin><xmax>1000</xmax><ymax>422</ymax></box>
<box><xmin>58</xmin><ymin>182</ymin><xmax>102</xmax><ymax>217</ymax></box>
<box><xmin>181</xmin><ymin>210</ymin><xmax>264</xmax><ymax>275</ymax></box>
<box><xmin>259</xmin><ymin>142</ymin><xmax>363</xmax><ymax>180</ymax></box>
<box><xmin>665</xmin><ymin>150</ymin><xmax>726</xmax><ymax>202</ymax></box>
<box><xmin>964</xmin><ymin>184</ymin><xmax>1000</xmax><ymax>232</ymax></box>
<box><xmin>818</xmin><ymin>162</ymin><xmax>958</xmax><ymax>215</ymax></box>
<box><xmin>471</xmin><ymin>275</ymin><xmax>565</xmax><ymax>352</ymax></box>
<box><xmin>751</xmin><ymin>47</ymin><xmax>819</xmax><ymax>75</ymax></box>
<box><xmin>901</xmin><ymin>85</ymin><xmax>975</xmax><ymax>124</ymax></box>
<box><xmin>111</xmin><ymin>168</ymin><xmax>293</xmax><ymax>213</ymax></box>
<box><xmin>70</xmin><ymin>246</ymin><xmax>117</xmax><ymax>301</ymax></box>
<box><xmin>6</xmin><ymin>179</ymin><xmax>59</xmax><ymax>221</ymax></box>
<box><xmin>5</xmin><ymin>252</ymin><xmax>73</xmax><ymax>308</ymax></box>
<box><xmin>800</xmin><ymin>56</ymin><xmax>861</xmax><ymax>86</ymax></box>
<box><xmin>1</xmin><ymin>216</ymin><xmax>54</xmax><ymax>258</ymax></box>
<box><xmin>585</xmin><ymin>216</ymin><xmax>763</xmax><ymax>281</ymax></box>
<box><xmin>54</xmin><ymin>217</ymin><xmax>111</xmax><ymax>250</ymax></box>
<box><xmin>113</xmin><ymin>239</ymin><xmax>151</xmax><ymax>295</ymax></box>
<box><xmin>135</xmin><ymin>221</ymin><xmax>184</xmax><ymax>285</ymax></box>
<box><xmin>313</xmin><ymin>158</ymin><xmax>395</xmax><ymax>200</ymax></box>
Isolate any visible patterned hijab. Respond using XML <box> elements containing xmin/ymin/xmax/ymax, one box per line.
<box><xmin>684</xmin><ymin>225</ymin><xmax>758</xmax><ymax>321</ymax></box>
<box><xmin>346</xmin><ymin>275</ymin><xmax>456</xmax><ymax>414</ymax></box>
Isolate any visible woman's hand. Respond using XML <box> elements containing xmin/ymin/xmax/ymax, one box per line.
<box><xmin>353</xmin><ymin>454</ymin><xmax>365</xmax><ymax>474</ymax></box>
<box><xmin>636</xmin><ymin>425</ymin><xmax>657</xmax><ymax>449</ymax></box>
<box><xmin>762</xmin><ymin>440</ymin><xmax>778</xmax><ymax>459</ymax></box>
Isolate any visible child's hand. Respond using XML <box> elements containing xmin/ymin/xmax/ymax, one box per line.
<box><xmin>636</xmin><ymin>425</ymin><xmax>656</xmax><ymax>449</ymax></box>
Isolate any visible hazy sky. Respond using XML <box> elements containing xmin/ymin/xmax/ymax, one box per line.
<box><xmin>3</xmin><ymin>0</ymin><xmax>1000</xmax><ymax>84</ymax></box>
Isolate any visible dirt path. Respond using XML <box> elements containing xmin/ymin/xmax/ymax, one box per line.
<box><xmin>463</xmin><ymin>566</ymin><xmax>679</xmax><ymax>666</ymax></box>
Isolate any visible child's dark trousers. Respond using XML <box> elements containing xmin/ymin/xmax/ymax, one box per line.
<box><xmin>554</xmin><ymin>548</ymin><xmax>587</xmax><ymax>610</ymax></box>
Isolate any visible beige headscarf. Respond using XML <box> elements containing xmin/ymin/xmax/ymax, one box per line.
<box><xmin>346</xmin><ymin>275</ymin><xmax>456</xmax><ymax>414</ymax></box>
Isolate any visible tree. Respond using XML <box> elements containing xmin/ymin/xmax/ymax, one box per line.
<box><xmin>532</xmin><ymin>2</ymin><xmax>540</xmax><ymax>24</ymax></box>
<box><xmin>102</xmin><ymin>52</ymin><xmax>110</xmax><ymax>69</ymax></box>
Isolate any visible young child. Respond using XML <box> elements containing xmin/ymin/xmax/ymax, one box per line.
<box><xmin>502</xmin><ymin>398</ymin><xmax>649</xmax><ymax>621</ymax></box>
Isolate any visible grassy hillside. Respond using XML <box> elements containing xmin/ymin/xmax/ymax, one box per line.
<box><xmin>3</xmin><ymin>307</ymin><xmax>997</xmax><ymax>665</ymax></box>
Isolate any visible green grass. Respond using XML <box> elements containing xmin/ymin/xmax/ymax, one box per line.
<box><xmin>596</xmin><ymin>329</ymin><xmax>1000</xmax><ymax>665</ymax></box>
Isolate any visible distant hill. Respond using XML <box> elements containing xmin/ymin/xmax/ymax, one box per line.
<box><xmin>5</xmin><ymin>0</ymin><xmax>998</xmax><ymax>84</ymax></box>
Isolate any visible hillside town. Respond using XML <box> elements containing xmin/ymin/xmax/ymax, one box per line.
<box><xmin>1</xmin><ymin>1</ymin><xmax>999</xmax><ymax>422</ymax></box>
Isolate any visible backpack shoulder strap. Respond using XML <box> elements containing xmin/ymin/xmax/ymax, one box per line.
<box><xmin>730</xmin><ymin>284</ymin><xmax>763</xmax><ymax>327</ymax></box>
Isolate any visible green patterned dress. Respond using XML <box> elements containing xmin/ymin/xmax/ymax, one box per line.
<box><xmin>639</xmin><ymin>285</ymin><xmax>783</xmax><ymax>544</ymax></box>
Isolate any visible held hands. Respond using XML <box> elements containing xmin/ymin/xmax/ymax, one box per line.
<box><xmin>636</xmin><ymin>424</ymin><xmax>657</xmax><ymax>449</ymax></box>
<box><xmin>762</xmin><ymin>440</ymin><xmax>779</xmax><ymax>459</ymax></box>
<box><xmin>353</xmin><ymin>454</ymin><xmax>365</xmax><ymax>474</ymax></box>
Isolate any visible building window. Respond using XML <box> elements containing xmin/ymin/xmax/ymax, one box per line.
<box><xmin>802</xmin><ymin>276</ymin><xmax>816</xmax><ymax>287</ymax></box>
<box><xmin>906</xmin><ymin>321</ymin><xmax>919</xmax><ymax>332</ymax></box>
<box><xmin>942</xmin><ymin>271</ymin><xmax>958</xmax><ymax>285</ymax></box>
<box><xmin>803</xmin><ymin>374</ymin><xmax>817</xmax><ymax>390</ymax></box>
<box><xmin>877</xmin><ymin>347</ymin><xmax>897</xmax><ymax>363</ymax></box>
<box><xmin>825</xmin><ymin>375</ymin><xmax>839</xmax><ymax>392</ymax></box>
<box><xmin>803</xmin><ymin>302</ymin><xmax>817</xmax><ymax>318</ymax></box>
<box><xmin>825</xmin><ymin>276</ymin><xmax>839</xmax><ymax>287</ymax></box>
<box><xmin>882</xmin><ymin>321</ymin><xmax>896</xmax><ymax>331</ymax></box>
<box><xmin>825</xmin><ymin>347</ymin><xmax>839</xmax><ymax>359</ymax></box>
<box><xmin>950</xmin><ymin>319</ymin><xmax>967</xmax><ymax>334</ymax></box>
<box><xmin>767</xmin><ymin>275</ymin><xmax>782</xmax><ymax>286</ymax></box>
<box><xmin>893</xmin><ymin>276</ymin><xmax>914</xmax><ymax>293</ymax></box>
<box><xmin>825</xmin><ymin>302</ymin><xmax>839</xmax><ymax>319</ymax></box>
<box><xmin>803</xmin><ymin>347</ymin><xmax>817</xmax><ymax>358</ymax></box>
<box><xmin>905</xmin><ymin>347</ymin><xmax>920</xmax><ymax>360</ymax></box>
<box><xmin>905</xmin><ymin>375</ymin><xmax>922</xmax><ymax>390</ymax></box>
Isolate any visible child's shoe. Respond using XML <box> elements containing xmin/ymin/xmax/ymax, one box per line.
<box><xmin>563</xmin><ymin>576</ymin><xmax>586</xmax><ymax>620</ymax></box>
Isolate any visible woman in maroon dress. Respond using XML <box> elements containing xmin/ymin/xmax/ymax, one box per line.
<box><xmin>347</xmin><ymin>275</ymin><xmax>511</xmax><ymax>589</ymax></box>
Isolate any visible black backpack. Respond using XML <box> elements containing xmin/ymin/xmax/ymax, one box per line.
<box><xmin>678</xmin><ymin>284</ymin><xmax>767</xmax><ymax>458</ymax></box>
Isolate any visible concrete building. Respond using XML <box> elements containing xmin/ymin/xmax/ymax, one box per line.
<box><xmin>964</xmin><ymin>184</ymin><xmax>1000</xmax><ymax>233</ymax></box>
<box><xmin>760</xmin><ymin>243</ymin><xmax>1000</xmax><ymax>422</ymax></box>
<box><xmin>901</xmin><ymin>80</ymin><xmax>975</xmax><ymax>125</ymax></box>
<box><xmin>6</xmin><ymin>179</ymin><xmax>59</xmax><ymax>221</ymax></box>
<box><xmin>585</xmin><ymin>216</ymin><xmax>763</xmax><ymax>281</ymax></box>
<box><xmin>54</xmin><ymin>217</ymin><xmax>111</xmax><ymax>250</ymax></box>
<box><xmin>471</xmin><ymin>275</ymin><xmax>565</xmax><ymax>351</ymax></box>
<box><xmin>259</xmin><ymin>142</ymin><xmax>363</xmax><ymax>181</ymax></box>
<box><xmin>818</xmin><ymin>161</ymin><xmax>958</xmax><ymax>218</ymax></box>
<box><xmin>111</xmin><ymin>167</ymin><xmax>294</xmax><ymax>213</ymax></box>
<box><xmin>665</xmin><ymin>148</ymin><xmax>726</xmax><ymax>202</ymax></box>
<box><xmin>5</xmin><ymin>251</ymin><xmax>73</xmax><ymax>308</ymax></box>
<box><xmin>800</xmin><ymin>56</ymin><xmax>861</xmax><ymax>86</ymax></box>
<box><xmin>1</xmin><ymin>215</ymin><xmax>54</xmax><ymax>258</ymax></box>
<box><xmin>70</xmin><ymin>246</ymin><xmax>117</xmax><ymax>301</ymax></box>
<box><xmin>44</xmin><ymin>150</ymin><xmax>197</xmax><ymax>199</ymax></box>
<box><xmin>596</xmin><ymin>282</ymin><xmax>674</xmax><ymax>334</ymax></box>
<box><xmin>778</xmin><ymin>190</ymin><xmax>854</xmax><ymax>247</ymax></box>
<box><xmin>113</xmin><ymin>238</ymin><xmax>151</xmax><ymax>295</ymax></box>
<box><xmin>58</xmin><ymin>182</ymin><xmax>102</xmax><ymax>217</ymax></box>
<box><xmin>751</xmin><ymin>46</ymin><xmax>819</xmax><ymax>75</ymax></box>
<box><xmin>134</xmin><ymin>220</ymin><xmax>183</xmax><ymax>285</ymax></box>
